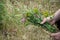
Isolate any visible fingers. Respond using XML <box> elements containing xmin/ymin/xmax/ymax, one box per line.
<box><xmin>40</xmin><ymin>18</ymin><xmax>47</xmax><ymax>24</ymax></box>
<box><xmin>50</xmin><ymin>33</ymin><xmax>56</xmax><ymax>37</ymax></box>
<box><xmin>50</xmin><ymin>20</ymin><xmax>55</xmax><ymax>25</ymax></box>
<box><xmin>51</xmin><ymin>32</ymin><xmax>60</xmax><ymax>40</ymax></box>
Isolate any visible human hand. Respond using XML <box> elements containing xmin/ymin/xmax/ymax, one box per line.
<box><xmin>40</xmin><ymin>18</ymin><xmax>47</xmax><ymax>24</ymax></box>
<box><xmin>51</xmin><ymin>32</ymin><xmax>60</xmax><ymax>40</ymax></box>
<box><xmin>50</xmin><ymin>20</ymin><xmax>55</xmax><ymax>25</ymax></box>
<box><xmin>40</xmin><ymin>17</ymin><xmax>55</xmax><ymax>25</ymax></box>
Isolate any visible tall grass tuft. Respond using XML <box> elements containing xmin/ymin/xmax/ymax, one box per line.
<box><xmin>25</xmin><ymin>8</ymin><xmax>57</xmax><ymax>33</ymax></box>
<box><xmin>0</xmin><ymin>0</ymin><xmax>6</xmax><ymax>30</ymax></box>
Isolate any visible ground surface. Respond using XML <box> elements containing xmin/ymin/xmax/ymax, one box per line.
<box><xmin>0</xmin><ymin>0</ymin><xmax>60</xmax><ymax>40</ymax></box>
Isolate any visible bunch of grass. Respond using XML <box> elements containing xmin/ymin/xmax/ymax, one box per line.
<box><xmin>26</xmin><ymin>8</ymin><xmax>57</xmax><ymax>33</ymax></box>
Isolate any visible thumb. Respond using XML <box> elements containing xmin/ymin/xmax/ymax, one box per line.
<box><xmin>40</xmin><ymin>18</ymin><xmax>47</xmax><ymax>24</ymax></box>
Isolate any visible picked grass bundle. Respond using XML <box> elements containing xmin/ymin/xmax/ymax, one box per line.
<box><xmin>26</xmin><ymin>8</ymin><xmax>57</xmax><ymax>33</ymax></box>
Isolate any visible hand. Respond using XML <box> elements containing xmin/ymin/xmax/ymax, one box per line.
<box><xmin>50</xmin><ymin>20</ymin><xmax>55</xmax><ymax>25</ymax></box>
<box><xmin>40</xmin><ymin>17</ymin><xmax>55</xmax><ymax>25</ymax></box>
<box><xmin>40</xmin><ymin>18</ymin><xmax>47</xmax><ymax>24</ymax></box>
<box><xmin>51</xmin><ymin>32</ymin><xmax>60</xmax><ymax>40</ymax></box>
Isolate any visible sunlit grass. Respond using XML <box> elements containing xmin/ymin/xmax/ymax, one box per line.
<box><xmin>0</xmin><ymin>0</ymin><xmax>59</xmax><ymax>40</ymax></box>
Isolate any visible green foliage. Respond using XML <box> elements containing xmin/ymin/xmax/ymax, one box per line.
<box><xmin>42</xmin><ymin>11</ymin><xmax>49</xmax><ymax>17</ymax></box>
<box><xmin>26</xmin><ymin>8</ymin><xmax>57</xmax><ymax>33</ymax></box>
<box><xmin>0</xmin><ymin>0</ymin><xmax>6</xmax><ymax>30</ymax></box>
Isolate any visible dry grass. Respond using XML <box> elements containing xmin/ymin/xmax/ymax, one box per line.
<box><xmin>0</xmin><ymin>0</ymin><xmax>60</xmax><ymax>40</ymax></box>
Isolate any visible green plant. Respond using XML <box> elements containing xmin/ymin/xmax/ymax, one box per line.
<box><xmin>26</xmin><ymin>8</ymin><xmax>57</xmax><ymax>33</ymax></box>
<box><xmin>0</xmin><ymin>0</ymin><xmax>6</xmax><ymax>30</ymax></box>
